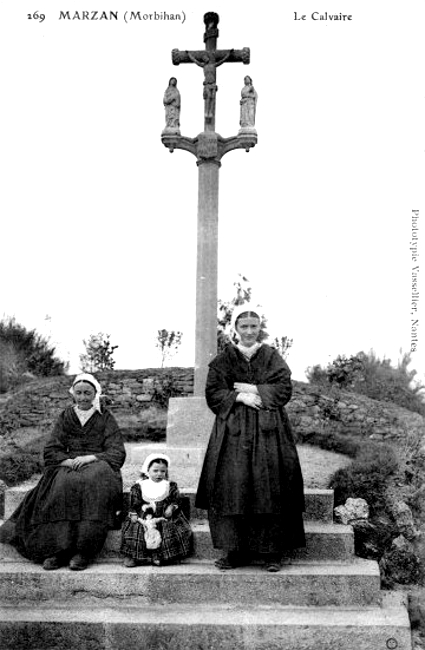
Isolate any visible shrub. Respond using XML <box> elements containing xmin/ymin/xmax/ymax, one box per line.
<box><xmin>0</xmin><ymin>451</ymin><xmax>43</xmax><ymax>486</ymax></box>
<box><xmin>304</xmin><ymin>430</ymin><xmax>361</xmax><ymax>458</ymax></box>
<box><xmin>306</xmin><ymin>350</ymin><xmax>425</xmax><ymax>416</ymax></box>
<box><xmin>80</xmin><ymin>333</ymin><xmax>119</xmax><ymax>372</ymax></box>
<box><xmin>329</xmin><ymin>443</ymin><xmax>398</xmax><ymax>515</ymax></box>
<box><xmin>380</xmin><ymin>547</ymin><xmax>425</xmax><ymax>587</ymax></box>
<box><xmin>308</xmin><ymin>427</ymin><xmax>405</xmax><ymax>574</ymax></box>
<box><xmin>151</xmin><ymin>377</ymin><xmax>180</xmax><ymax>408</ymax></box>
<box><xmin>0</xmin><ymin>317</ymin><xmax>66</xmax><ymax>392</ymax></box>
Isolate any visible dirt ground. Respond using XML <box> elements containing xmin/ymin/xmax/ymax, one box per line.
<box><xmin>119</xmin><ymin>443</ymin><xmax>352</xmax><ymax>491</ymax></box>
<box><xmin>296</xmin><ymin>443</ymin><xmax>352</xmax><ymax>488</ymax></box>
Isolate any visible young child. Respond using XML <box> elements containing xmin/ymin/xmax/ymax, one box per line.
<box><xmin>121</xmin><ymin>453</ymin><xmax>193</xmax><ymax>567</ymax></box>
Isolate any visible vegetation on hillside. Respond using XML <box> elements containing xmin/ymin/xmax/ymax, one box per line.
<box><xmin>306</xmin><ymin>350</ymin><xmax>425</xmax><ymax>416</ymax></box>
<box><xmin>305</xmin><ymin>349</ymin><xmax>425</xmax><ymax>587</ymax></box>
<box><xmin>0</xmin><ymin>317</ymin><xmax>67</xmax><ymax>393</ymax></box>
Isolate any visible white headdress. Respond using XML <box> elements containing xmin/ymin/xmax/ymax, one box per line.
<box><xmin>230</xmin><ymin>304</ymin><xmax>263</xmax><ymax>341</ymax></box>
<box><xmin>139</xmin><ymin>452</ymin><xmax>171</xmax><ymax>508</ymax></box>
<box><xmin>69</xmin><ymin>373</ymin><xmax>102</xmax><ymax>413</ymax></box>
<box><xmin>141</xmin><ymin>452</ymin><xmax>171</xmax><ymax>476</ymax></box>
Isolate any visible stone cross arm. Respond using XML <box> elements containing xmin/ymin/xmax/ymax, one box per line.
<box><xmin>161</xmin><ymin>131</ymin><xmax>257</xmax><ymax>157</ymax></box>
<box><xmin>172</xmin><ymin>48</ymin><xmax>250</xmax><ymax>66</ymax></box>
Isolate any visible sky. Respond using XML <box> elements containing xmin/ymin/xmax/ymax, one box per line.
<box><xmin>0</xmin><ymin>1</ymin><xmax>424</xmax><ymax>382</ymax></box>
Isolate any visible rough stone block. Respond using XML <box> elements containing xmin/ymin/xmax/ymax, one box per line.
<box><xmin>166</xmin><ymin>397</ymin><xmax>214</xmax><ymax>447</ymax></box>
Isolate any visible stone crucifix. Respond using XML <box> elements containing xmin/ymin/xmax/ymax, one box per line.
<box><xmin>161</xmin><ymin>12</ymin><xmax>257</xmax><ymax>396</ymax></box>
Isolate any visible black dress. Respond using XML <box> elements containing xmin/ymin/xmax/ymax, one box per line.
<box><xmin>0</xmin><ymin>406</ymin><xmax>126</xmax><ymax>562</ymax></box>
<box><xmin>196</xmin><ymin>343</ymin><xmax>305</xmax><ymax>556</ymax></box>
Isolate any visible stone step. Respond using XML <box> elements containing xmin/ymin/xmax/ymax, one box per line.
<box><xmin>4</xmin><ymin>485</ymin><xmax>334</xmax><ymax>523</ymax></box>
<box><xmin>0</xmin><ymin>519</ymin><xmax>353</xmax><ymax>563</ymax></box>
<box><xmin>0</xmin><ymin>559</ymin><xmax>381</xmax><ymax>607</ymax></box>
<box><xmin>0</xmin><ymin>592</ymin><xmax>412</xmax><ymax>650</ymax></box>
<box><xmin>98</xmin><ymin>521</ymin><xmax>354</xmax><ymax>562</ymax></box>
<box><xmin>189</xmin><ymin>521</ymin><xmax>354</xmax><ymax>561</ymax></box>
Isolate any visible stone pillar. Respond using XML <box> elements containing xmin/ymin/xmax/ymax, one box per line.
<box><xmin>194</xmin><ymin>159</ymin><xmax>220</xmax><ymax>396</ymax></box>
<box><xmin>161</xmin><ymin>14</ymin><xmax>257</xmax><ymax>479</ymax></box>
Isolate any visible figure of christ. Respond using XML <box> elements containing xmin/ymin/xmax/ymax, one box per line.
<box><xmin>186</xmin><ymin>50</ymin><xmax>233</xmax><ymax>122</ymax></box>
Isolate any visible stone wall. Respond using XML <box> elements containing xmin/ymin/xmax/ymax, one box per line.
<box><xmin>0</xmin><ymin>368</ymin><xmax>424</xmax><ymax>451</ymax></box>
<box><xmin>289</xmin><ymin>382</ymin><xmax>425</xmax><ymax>444</ymax></box>
<box><xmin>0</xmin><ymin>369</ymin><xmax>193</xmax><ymax>445</ymax></box>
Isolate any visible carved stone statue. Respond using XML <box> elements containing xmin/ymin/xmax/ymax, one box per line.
<box><xmin>239</xmin><ymin>75</ymin><xmax>258</xmax><ymax>130</ymax></box>
<box><xmin>163</xmin><ymin>77</ymin><xmax>181</xmax><ymax>132</ymax></box>
<box><xmin>187</xmin><ymin>50</ymin><xmax>232</xmax><ymax>123</ymax></box>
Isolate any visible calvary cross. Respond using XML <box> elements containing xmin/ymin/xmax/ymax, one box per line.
<box><xmin>161</xmin><ymin>12</ymin><xmax>257</xmax><ymax>396</ymax></box>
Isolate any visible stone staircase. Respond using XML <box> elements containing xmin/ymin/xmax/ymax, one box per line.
<box><xmin>0</xmin><ymin>467</ymin><xmax>413</xmax><ymax>649</ymax></box>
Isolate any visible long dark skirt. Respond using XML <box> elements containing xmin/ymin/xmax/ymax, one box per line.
<box><xmin>0</xmin><ymin>460</ymin><xmax>122</xmax><ymax>562</ymax></box>
<box><xmin>198</xmin><ymin>405</ymin><xmax>306</xmax><ymax>556</ymax></box>
<box><xmin>208</xmin><ymin>512</ymin><xmax>306</xmax><ymax>555</ymax></box>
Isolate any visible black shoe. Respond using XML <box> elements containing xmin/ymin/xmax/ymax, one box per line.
<box><xmin>43</xmin><ymin>555</ymin><xmax>63</xmax><ymax>571</ymax></box>
<box><xmin>265</xmin><ymin>554</ymin><xmax>282</xmax><ymax>572</ymax></box>
<box><xmin>214</xmin><ymin>555</ymin><xmax>235</xmax><ymax>570</ymax></box>
<box><xmin>214</xmin><ymin>551</ymin><xmax>248</xmax><ymax>570</ymax></box>
<box><xmin>69</xmin><ymin>553</ymin><xmax>89</xmax><ymax>571</ymax></box>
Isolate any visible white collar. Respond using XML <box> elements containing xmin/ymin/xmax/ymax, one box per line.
<box><xmin>236</xmin><ymin>341</ymin><xmax>262</xmax><ymax>360</ymax></box>
<box><xmin>138</xmin><ymin>478</ymin><xmax>170</xmax><ymax>507</ymax></box>
<box><xmin>74</xmin><ymin>405</ymin><xmax>97</xmax><ymax>426</ymax></box>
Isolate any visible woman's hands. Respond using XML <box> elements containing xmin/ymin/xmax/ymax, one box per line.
<box><xmin>128</xmin><ymin>505</ymin><xmax>178</xmax><ymax>524</ymax></box>
<box><xmin>234</xmin><ymin>382</ymin><xmax>259</xmax><ymax>395</ymax></box>
<box><xmin>236</xmin><ymin>393</ymin><xmax>263</xmax><ymax>409</ymax></box>
<box><xmin>61</xmin><ymin>455</ymin><xmax>97</xmax><ymax>471</ymax></box>
<box><xmin>234</xmin><ymin>382</ymin><xmax>263</xmax><ymax>410</ymax></box>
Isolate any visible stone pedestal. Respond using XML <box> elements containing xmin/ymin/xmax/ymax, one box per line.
<box><xmin>128</xmin><ymin>397</ymin><xmax>214</xmax><ymax>490</ymax></box>
<box><xmin>167</xmin><ymin>396</ymin><xmax>214</xmax><ymax>447</ymax></box>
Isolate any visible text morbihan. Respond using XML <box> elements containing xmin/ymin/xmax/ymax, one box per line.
<box><xmin>58</xmin><ymin>10</ymin><xmax>182</xmax><ymax>21</ymax></box>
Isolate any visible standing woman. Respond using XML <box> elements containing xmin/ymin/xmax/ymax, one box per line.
<box><xmin>0</xmin><ymin>373</ymin><xmax>126</xmax><ymax>570</ymax></box>
<box><xmin>196</xmin><ymin>306</ymin><xmax>305</xmax><ymax>572</ymax></box>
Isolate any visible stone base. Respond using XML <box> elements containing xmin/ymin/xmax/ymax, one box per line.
<box><xmin>166</xmin><ymin>397</ymin><xmax>214</xmax><ymax>448</ymax></box>
<box><xmin>117</xmin><ymin>396</ymin><xmax>215</xmax><ymax>490</ymax></box>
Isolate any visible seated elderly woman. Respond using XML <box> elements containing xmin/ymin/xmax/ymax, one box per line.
<box><xmin>0</xmin><ymin>373</ymin><xmax>126</xmax><ymax>571</ymax></box>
